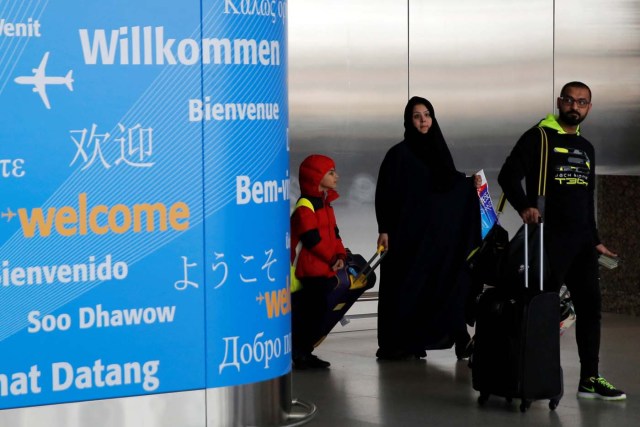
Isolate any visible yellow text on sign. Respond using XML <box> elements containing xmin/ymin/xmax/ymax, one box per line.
<box><xmin>264</xmin><ymin>287</ymin><xmax>290</xmax><ymax>319</ymax></box>
<box><xmin>17</xmin><ymin>193</ymin><xmax>190</xmax><ymax>238</ymax></box>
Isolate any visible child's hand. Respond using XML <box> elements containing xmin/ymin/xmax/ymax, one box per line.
<box><xmin>332</xmin><ymin>259</ymin><xmax>345</xmax><ymax>271</ymax></box>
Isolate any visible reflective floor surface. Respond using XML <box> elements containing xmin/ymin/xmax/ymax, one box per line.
<box><xmin>292</xmin><ymin>313</ymin><xmax>640</xmax><ymax>427</ymax></box>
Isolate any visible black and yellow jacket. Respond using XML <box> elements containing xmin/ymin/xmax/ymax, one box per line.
<box><xmin>498</xmin><ymin>114</ymin><xmax>599</xmax><ymax>244</ymax></box>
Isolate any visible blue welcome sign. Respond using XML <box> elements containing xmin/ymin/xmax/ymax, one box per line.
<box><xmin>0</xmin><ymin>0</ymin><xmax>289</xmax><ymax>409</ymax></box>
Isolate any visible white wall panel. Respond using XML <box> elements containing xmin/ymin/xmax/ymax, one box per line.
<box><xmin>556</xmin><ymin>0</ymin><xmax>640</xmax><ymax>174</ymax></box>
<box><xmin>409</xmin><ymin>0</ymin><xmax>554</xmax><ymax>177</ymax></box>
<box><xmin>289</xmin><ymin>0</ymin><xmax>408</xmax><ymax>260</ymax></box>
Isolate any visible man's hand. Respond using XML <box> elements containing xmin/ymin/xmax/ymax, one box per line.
<box><xmin>520</xmin><ymin>207</ymin><xmax>541</xmax><ymax>224</ymax></box>
<box><xmin>332</xmin><ymin>259</ymin><xmax>345</xmax><ymax>271</ymax></box>
<box><xmin>596</xmin><ymin>243</ymin><xmax>618</xmax><ymax>258</ymax></box>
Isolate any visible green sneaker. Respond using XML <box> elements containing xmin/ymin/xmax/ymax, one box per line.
<box><xmin>577</xmin><ymin>376</ymin><xmax>626</xmax><ymax>401</ymax></box>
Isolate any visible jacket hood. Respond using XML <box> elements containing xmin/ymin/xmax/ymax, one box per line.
<box><xmin>538</xmin><ymin>114</ymin><xmax>582</xmax><ymax>135</ymax></box>
<box><xmin>299</xmin><ymin>154</ymin><xmax>339</xmax><ymax>200</ymax></box>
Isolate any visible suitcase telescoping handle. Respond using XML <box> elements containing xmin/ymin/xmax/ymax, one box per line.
<box><xmin>524</xmin><ymin>217</ymin><xmax>543</xmax><ymax>291</ymax></box>
<box><xmin>349</xmin><ymin>246</ymin><xmax>387</xmax><ymax>290</ymax></box>
<box><xmin>525</xmin><ymin>132</ymin><xmax>547</xmax><ymax>292</ymax></box>
<box><xmin>367</xmin><ymin>245</ymin><xmax>387</xmax><ymax>273</ymax></box>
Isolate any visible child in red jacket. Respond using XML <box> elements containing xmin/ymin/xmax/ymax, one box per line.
<box><xmin>291</xmin><ymin>154</ymin><xmax>347</xmax><ymax>369</ymax></box>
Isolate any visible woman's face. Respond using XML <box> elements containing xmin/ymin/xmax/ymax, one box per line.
<box><xmin>411</xmin><ymin>104</ymin><xmax>432</xmax><ymax>134</ymax></box>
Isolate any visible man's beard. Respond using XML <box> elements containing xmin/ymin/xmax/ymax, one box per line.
<box><xmin>559</xmin><ymin>109</ymin><xmax>585</xmax><ymax>126</ymax></box>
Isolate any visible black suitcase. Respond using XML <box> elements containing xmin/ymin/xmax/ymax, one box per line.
<box><xmin>313</xmin><ymin>247</ymin><xmax>385</xmax><ymax>347</ymax></box>
<box><xmin>471</xmin><ymin>222</ymin><xmax>563</xmax><ymax>412</ymax></box>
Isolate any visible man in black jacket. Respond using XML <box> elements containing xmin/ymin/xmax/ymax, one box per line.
<box><xmin>498</xmin><ymin>81</ymin><xmax>625</xmax><ymax>401</ymax></box>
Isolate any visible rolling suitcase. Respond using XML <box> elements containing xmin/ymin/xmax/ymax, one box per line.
<box><xmin>471</xmin><ymin>222</ymin><xmax>563</xmax><ymax>412</ymax></box>
<box><xmin>313</xmin><ymin>247</ymin><xmax>386</xmax><ymax>347</ymax></box>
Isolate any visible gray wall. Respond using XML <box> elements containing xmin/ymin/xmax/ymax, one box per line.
<box><xmin>289</xmin><ymin>0</ymin><xmax>640</xmax><ymax>263</ymax></box>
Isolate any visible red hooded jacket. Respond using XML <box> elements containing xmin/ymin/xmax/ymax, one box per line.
<box><xmin>291</xmin><ymin>155</ymin><xmax>347</xmax><ymax>278</ymax></box>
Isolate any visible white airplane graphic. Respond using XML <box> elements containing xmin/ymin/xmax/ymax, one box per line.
<box><xmin>1</xmin><ymin>208</ymin><xmax>16</xmax><ymax>222</ymax></box>
<box><xmin>14</xmin><ymin>52</ymin><xmax>73</xmax><ymax>109</ymax></box>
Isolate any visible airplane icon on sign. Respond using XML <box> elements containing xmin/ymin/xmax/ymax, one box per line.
<box><xmin>14</xmin><ymin>52</ymin><xmax>73</xmax><ymax>109</ymax></box>
<box><xmin>1</xmin><ymin>208</ymin><xmax>16</xmax><ymax>222</ymax></box>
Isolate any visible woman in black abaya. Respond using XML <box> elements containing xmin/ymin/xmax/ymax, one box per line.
<box><xmin>375</xmin><ymin>96</ymin><xmax>481</xmax><ymax>360</ymax></box>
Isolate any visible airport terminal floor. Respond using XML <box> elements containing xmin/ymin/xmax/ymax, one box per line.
<box><xmin>292</xmin><ymin>312</ymin><xmax>640</xmax><ymax>427</ymax></box>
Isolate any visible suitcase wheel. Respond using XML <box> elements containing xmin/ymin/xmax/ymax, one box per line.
<box><xmin>549</xmin><ymin>399</ymin><xmax>559</xmax><ymax>411</ymax></box>
<box><xmin>520</xmin><ymin>400</ymin><xmax>531</xmax><ymax>413</ymax></box>
<box><xmin>477</xmin><ymin>394</ymin><xmax>489</xmax><ymax>405</ymax></box>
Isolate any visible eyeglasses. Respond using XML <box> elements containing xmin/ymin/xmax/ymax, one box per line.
<box><xmin>559</xmin><ymin>96</ymin><xmax>590</xmax><ymax>107</ymax></box>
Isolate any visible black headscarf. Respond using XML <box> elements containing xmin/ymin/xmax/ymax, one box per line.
<box><xmin>403</xmin><ymin>96</ymin><xmax>461</xmax><ymax>191</ymax></box>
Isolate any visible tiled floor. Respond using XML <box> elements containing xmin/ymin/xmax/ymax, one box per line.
<box><xmin>291</xmin><ymin>312</ymin><xmax>640</xmax><ymax>426</ymax></box>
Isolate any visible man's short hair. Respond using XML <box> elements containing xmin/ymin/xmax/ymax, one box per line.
<box><xmin>560</xmin><ymin>81</ymin><xmax>592</xmax><ymax>101</ymax></box>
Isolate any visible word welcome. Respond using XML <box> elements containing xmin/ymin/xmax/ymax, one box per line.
<box><xmin>17</xmin><ymin>193</ymin><xmax>190</xmax><ymax>238</ymax></box>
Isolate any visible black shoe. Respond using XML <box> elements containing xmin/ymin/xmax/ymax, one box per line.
<box><xmin>577</xmin><ymin>376</ymin><xmax>626</xmax><ymax>401</ymax></box>
<box><xmin>455</xmin><ymin>337</ymin><xmax>474</xmax><ymax>360</ymax></box>
<box><xmin>376</xmin><ymin>348</ymin><xmax>413</xmax><ymax>361</ymax></box>
<box><xmin>293</xmin><ymin>354</ymin><xmax>330</xmax><ymax>370</ymax></box>
<box><xmin>413</xmin><ymin>350</ymin><xmax>427</xmax><ymax>359</ymax></box>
